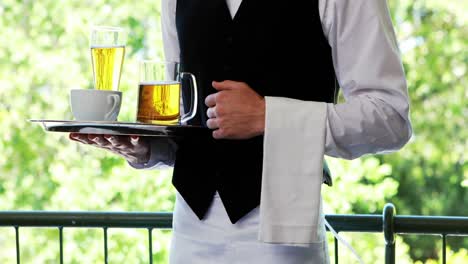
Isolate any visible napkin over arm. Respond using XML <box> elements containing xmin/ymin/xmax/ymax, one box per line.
<box><xmin>258</xmin><ymin>96</ymin><xmax>328</xmax><ymax>244</ymax></box>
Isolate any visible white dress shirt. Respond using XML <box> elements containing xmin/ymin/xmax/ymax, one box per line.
<box><xmin>136</xmin><ymin>0</ymin><xmax>412</xmax><ymax>170</ymax></box>
<box><xmin>138</xmin><ymin>0</ymin><xmax>412</xmax><ymax>261</ymax></box>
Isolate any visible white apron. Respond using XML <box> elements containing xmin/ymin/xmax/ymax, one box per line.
<box><xmin>169</xmin><ymin>192</ymin><xmax>330</xmax><ymax>264</ymax></box>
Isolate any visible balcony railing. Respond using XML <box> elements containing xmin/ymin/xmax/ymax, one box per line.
<box><xmin>0</xmin><ymin>203</ymin><xmax>467</xmax><ymax>264</ymax></box>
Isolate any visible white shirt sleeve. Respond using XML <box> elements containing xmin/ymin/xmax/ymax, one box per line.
<box><xmin>162</xmin><ymin>0</ymin><xmax>180</xmax><ymax>63</ymax></box>
<box><xmin>320</xmin><ymin>0</ymin><xmax>412</xmax><ymax>159</ymax></box>
<box><xmin>154</xmin><ymin>0</ymin><xmax>413</xmax><ymax>167</ymax></box>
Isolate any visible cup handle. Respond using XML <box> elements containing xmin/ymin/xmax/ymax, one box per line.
<box><xmin>180</xmin><ymin>72</ymin><xmax>198</xmax><ymax>124</ymax></box>
<box><xmin>105</xmin><ymin>94</ymin><xmax>121</xmax><ymax>121</ymax></box>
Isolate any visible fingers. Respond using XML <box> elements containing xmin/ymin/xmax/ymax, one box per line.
<box><xmin>207</xmin><ymin>119</ymin><xmax>224</xmax><ymax>139</ymax></box>
<box><xmin>212</xmin><ymin>80</ymin><xmax>239</xmax><ymax>91</ymax></box>
<box><xmin>206</xmin><ymin>80</ymin><xmax>245</xmax><ymax>107</ymax></box>
<box><xmin>205</xmin><ymin>92</ymin><xmax>226</xmax><ymax>107</ymax></box>
<box><xmin>212</xmin><ymin>128</ymin><xmax>226</xmax><ymax>139</ymax></box>
<box><xmin>206</xmin><ymin>107</ymin><xmax>217</xmax><ymax>119</ymax></box>
<box><xmin>104</xmin><ymin>135</ymin><xmax>146</xmax><ymax>151</ymax></box>
<box><xmin>128</xmin><ymin>136</ymin><xmax>150</xmax><ymax>163</ymax></box>
<box><xmin>70</xmin><ymin>133</ymin><xmax>111</xmax><ymax>149</ymax></box>
<box><xmin>104</xmin><ymin>135</ymin><xmax>149</xmax><ymax>163</ymax></box>
<box><xmin>70</xmin><ymin>133</ymin><xmax>124</xmax><ymax>149</ymax></box>
<box><xmin>129</xmin><ymin>136</ymin><xmax>146</xmax><ymax>147</ymax></box>
<box><xmin>70</xmin><ymin>133</ymin><xmax>94</xmax><ymax>145</ymax></box>
<box><xmin>104</xmin><ymin>135</ymin><xmax>127</xmax><ymax>148</ymax></box>
<box><xmin>206</xmin><ymin>118</ymin><xmax>219</xmax><ymax>130</ymax></box>
<box><xmin>130</xmin><ymin>136</ymin><xmax>139</xmax><ymax>145</ymax></box>
<box><xmin>89</xmin><ymin>134</ymin><xmax>111</xmax><ymax>148</ymax></box>
<box><xmin>69</xmin><ymin>133</ymin><xmax>150</xmax><ymax>163</ymax></box>
<box><xmin>205</xmin><ymin>93</ymin><xmax>217</xmax><ymax>108</ymax></box>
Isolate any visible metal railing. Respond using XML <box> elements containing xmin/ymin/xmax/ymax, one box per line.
<box><xmin>0</xmin><ymin>204</ymin><xmax>467</xmax><ymax>264</ymax></box>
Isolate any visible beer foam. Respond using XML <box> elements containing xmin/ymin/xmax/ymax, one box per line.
<box><xmin>139</xmin><ymin>81</ymin><xmax>180</xmax><ymax>85</ymax></box>
<box><xmin>90</xmin><ymin>45</ymin><xmax>125</xmax><ymax>48</ymax></box>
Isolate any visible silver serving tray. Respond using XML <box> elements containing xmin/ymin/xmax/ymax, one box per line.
<box><xmin>29</xmin><ymin>119</ymin><xmax>207</xmax><ymax>137</ymax></box>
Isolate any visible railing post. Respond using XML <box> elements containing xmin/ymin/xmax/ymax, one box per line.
<box><xmin>103</xmin><ymin>227</ymin><xmax>108</xmax><ymax>264</ymax></box>
<box><xmin>383</xmin><ymin>203</ymin><xmax>396</xmax><ymax>264</ymax></box>
<box><xmin>148</xmin><ymin>228</ymin><xmax>153</xmax><ymax>264</ymax></box>
<box><xmin>15</xmin><ymin>226</ymin><xmax>20</xmax><ymax>264</ymax></box>
<box><xmin>58</xmin><ymin>227</ymin><xmax>64</xmax><ymax>264</ymax></box>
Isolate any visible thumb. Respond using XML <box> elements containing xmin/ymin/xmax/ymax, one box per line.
<box><xmin>212</xmin><ymin>80</ymin><xmax>238</xmax><ymax>91</ymax></box>
<box><xmin>130</xmin><ymin>135</ymin><xmax>141</xmax><ymax>146</ymax></box>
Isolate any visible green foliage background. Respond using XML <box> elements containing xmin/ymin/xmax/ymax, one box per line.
<box><xmin>0</xmin><ymin>0</ymin><xmax>466</xmax><ymax>263</ymax></box>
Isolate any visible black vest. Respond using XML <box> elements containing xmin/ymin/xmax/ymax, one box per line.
<box><xmin>173</xmin><ymin>0</ymin><xmax>336</xmax><ymax>223</ymax></box>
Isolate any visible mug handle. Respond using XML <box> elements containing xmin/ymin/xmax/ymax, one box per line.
<box><xmin>105</xmin><ymin>94</ymin><xmax>121</xmax><ymax>121</ymax></box>
<box><xmin>180</xmin><ymin>72</ymin><xmax>198</xmax><ymax>124</ymax></box>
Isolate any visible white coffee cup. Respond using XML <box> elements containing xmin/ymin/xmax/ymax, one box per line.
<box><xmin>70</xmin><ymin>89</ymin><xmax>122</xmax><ymax>121</ymax></box>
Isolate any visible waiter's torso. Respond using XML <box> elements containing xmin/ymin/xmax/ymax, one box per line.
<box><xmin>172</xmin><ymin>0</ymin><xmax>336</xmax><ymax>223</ymax></box>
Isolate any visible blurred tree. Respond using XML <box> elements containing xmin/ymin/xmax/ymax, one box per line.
<box><xmin>387</xmin><ymin>0</ymin><xmax>467</xmax><ymax>217</ymax></box>
<box><xmin>323</xmin><ymin>0</ymin><xmax>467</xmax><ymax>262</ymax></box>
<box><xmin>386</xmin><ymin>0</ymin><xmax>467</xmax><ymax>260</ymax></box>
<box><xmin>0</xmin><ymin>0</ymin><xmax>466</xmax><ymax>263</ymax></box>
<box><xmin>0</xmin><ymin>0</ymin><xmax>172</xmax><ymax>262</ymax></box>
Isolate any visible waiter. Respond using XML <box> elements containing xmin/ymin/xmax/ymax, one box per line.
<box><xmin>71</xmin><ymin>0</ymin><xmax>412</xmax><ymax>262</ymax></box>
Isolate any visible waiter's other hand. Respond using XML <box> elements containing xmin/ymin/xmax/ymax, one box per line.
<box><xmin>69</xmin><ymin>133</ymin><xmax>150</xmax><ymax>164</ymax></box>
<box><xmin>205</xmin><ymin>80</ymin><xmax>265</xmax><ymax>139</ymax></box>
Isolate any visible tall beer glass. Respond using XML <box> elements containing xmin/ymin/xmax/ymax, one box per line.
<box><xmin>90</xmin><ymin>26</ymin><xmax>126</xmax><ymax>91</ymax></box>
<box><xmin>137</xmin><ymin>61</ymin><xmax>198</xmax><ymax>124</ymax></box>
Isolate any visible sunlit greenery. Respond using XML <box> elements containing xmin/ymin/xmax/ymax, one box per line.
<box><xmin>0</xmin><ymin>0</ymin><xmax>466</xmax><ymax>263</ymax></box>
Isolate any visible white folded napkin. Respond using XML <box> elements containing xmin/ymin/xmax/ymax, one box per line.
<box><xmin>258</xmin><ymin>96</ymin><xmax>328</xmax><ymax>244</ymax></box>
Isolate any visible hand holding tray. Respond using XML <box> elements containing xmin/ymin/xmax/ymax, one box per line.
<box><xmin>29</xmin><ymin>119</ymin><xmax>208</xmax><ymax>138</ymax></box>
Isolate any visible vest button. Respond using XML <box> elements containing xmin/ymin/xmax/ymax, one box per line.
<box><xmin>223</xmin><ymin>64</ymin><xmax>232</xmax><ymax>72</ymax></box>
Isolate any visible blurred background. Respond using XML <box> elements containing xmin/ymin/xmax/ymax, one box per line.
<box><xmin>0</xmin><ymin>0</ymin><xmax>466</xmax><ymax>263</ymax></box>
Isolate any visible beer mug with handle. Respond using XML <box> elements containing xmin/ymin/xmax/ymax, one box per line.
<box><xmin>90</xmin><ymin>26</ymin><xmax>126</xmax><ymax>91</ymax></box>
<box><xmin>137</xmin><ymin>60</ymin><xmax>198</xmax><ymax>125</ymax></box>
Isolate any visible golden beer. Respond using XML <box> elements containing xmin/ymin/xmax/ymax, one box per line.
<box><xmin>91</xmin><ymin>46</ymin><xmax>125</xmax><ymax>90</ymax></box>
<box><xmin>137</xmin><ymin>82</ymin><xmax>181</xmax><ymax>124</ymax></box>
